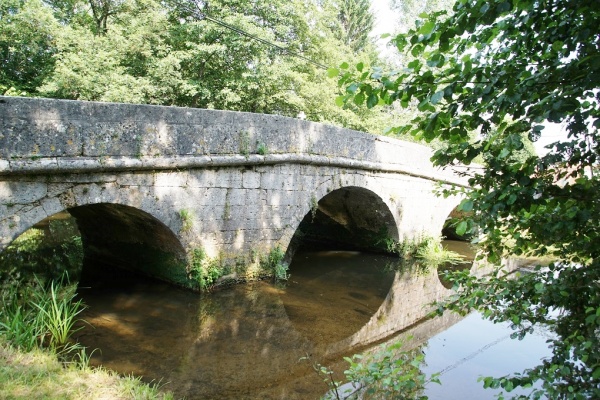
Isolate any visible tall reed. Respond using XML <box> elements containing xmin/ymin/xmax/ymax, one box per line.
<box><xmin>33</xmin><ymin>280</ymin><xmax>85</xmax><ymax>354</ymax></box>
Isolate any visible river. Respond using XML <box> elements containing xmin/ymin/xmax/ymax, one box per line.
<box><xmin>73</xmin><ymin>243</ymin><xmax>550</xmax><ymax>399</ymax></box>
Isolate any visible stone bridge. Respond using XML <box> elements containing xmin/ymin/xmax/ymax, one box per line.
<box><xmin>0</xmin><ymin>96</ymin><xmax>468</xmax><ymax>290</ymax></box>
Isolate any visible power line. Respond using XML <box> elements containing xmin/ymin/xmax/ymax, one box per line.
<box><xmin>185</xmin><ymin>2</ymin><xmax>329</xmax><ymax>70</ymax></box>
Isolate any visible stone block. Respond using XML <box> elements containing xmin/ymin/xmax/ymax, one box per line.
<box><xmin>242</xmin><ymin>171</ymin><xmax>261</xmax><ymax>189</ymax></box>
<box><xmin>116</xmin><ymin>173</ymin><xmax>154</xmax><ymax>187</ymax></box>
<box><xmin>0</xmin><ymin>181</ymin><xmax>47</xmax><ymax>204</ymax></box>
<box><xmin>154</xmin><ymin>172</ymin><xmax>189</xmax><ymax>187</ymax></box>
<box><xmin>187</xmin><ymin>170</ymin><xmax>218</xmax><ymax>188</ymax></box>
<box><xmin>41</xmin><ymin>196</ymin><xmax>65</xmax><ymax>217</ymax></box>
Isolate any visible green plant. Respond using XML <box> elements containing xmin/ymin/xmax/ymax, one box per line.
<box><xmin>0</xmin><ymin>272</ymin><xmax>86</xmax><ymax>360</ymax></box>
<box><xmin>33</xmin><ymin>280</ymin><xmax>85</xmax><ymax>355</ymax></box>
<box><xmin>299</xmin><ymin>355</ymin><xmax>343</xmax><ymax>400</ymax></box>
<box><xmin>339</xmin><ymin>0</ymin><xmax>600</xmax><ymax>395</ymax></box>
<box><xmin>239</xmin><ymin>130</ymin><xmax>250</xmax><ymax>156</ymax></box>
<box><xmin>189</xmin><ymin>248</ymin><xmax>223</xmax><ymax>291</ymax></box>
<box><xmin>256</xmin><ymin>141</ymin><xmax>268</xmax><ymax>155</ymax></box>
<box><xmin>385</xmin><ymin>235</ymin><xmax>464</xmax><ymax>274</ymax></box>
<box><xmin>0</xmin><ymin>224</ymin><xmax>84</xmax><ymax>284</ymax></box>
<box><xmin>414</xmin><ymin>236</ymin><xmax>464</xmax><ymax>268</ymax></box>
<box><xmin>260</xmin><ymin>246</ymin><xmax>289</xmax><ymax>281</ymax></box>
<box><xmin>179</xmin><ymin>209</ymin><xmax>194</xmax><ymax>232</ymax></box>
<box><xmin>0</xmin><ymin>300</ymin><xmax>41</xmax><ymax>351</ymax></box>
<box><xmin>343</xmin><ymin>340</ymin><xmax>439</xmax><ymax>400</ymax></box>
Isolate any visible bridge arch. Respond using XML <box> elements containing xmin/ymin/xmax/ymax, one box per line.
<box><xmin>2</xmin><ymin>193</ymin><xmax>190</xmax><ymax>288</ymax></box>
<box><xmin>68</xmin><ymin>203</ymin><xmax>189</xmax><ymax>289</ymax></box>
<box><xmin>285</xmin><ymin>186</ymin><xmax>399</xmax><ymax>258</ymax></box>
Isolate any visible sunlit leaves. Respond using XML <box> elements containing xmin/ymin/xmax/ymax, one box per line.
<box><xmin>338</xmin><ymin>0</ymin><xmax>600</xmax><ymax>397</ymax></box>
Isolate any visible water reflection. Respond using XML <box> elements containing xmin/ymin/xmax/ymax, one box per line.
<box><xmin>74</xmin><ymin>244</ymin><xmax>493</xmax><ymax>399</ymax></box>
<box><xmin>76</xmin><ymin>251</ymin><xmax>398</xmax><ymax>399</ymax></box>
<box><xmin>282</xmin><ymin>250</ymin><xmax>395</xmax><ymax>344</ymax></box>
<box><xmin>423</xmin><ymin>312</ymin><xmax>552</xmax><ymax>399</ymax></box>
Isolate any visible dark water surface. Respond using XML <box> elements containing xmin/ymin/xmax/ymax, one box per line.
<box><xmin>76</xmin><ymin>250</ymin><xmax>397</xmax><ymax>399</ymax></box>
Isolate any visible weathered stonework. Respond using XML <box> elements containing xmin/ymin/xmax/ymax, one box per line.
<box><xmin>0</xmin><ymin>96</ymin><xmax>469</xmax><ymax>288</ymax></box>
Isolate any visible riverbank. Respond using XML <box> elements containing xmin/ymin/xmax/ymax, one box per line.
<box><xmin>0</xmin><ymin>340</ymin><xmax>174</xmax><ymax>400</ymax></box>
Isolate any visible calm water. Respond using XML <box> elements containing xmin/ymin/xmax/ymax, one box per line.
<box><xmin>74</xmin><ymin>244</ymin><xmax>550</xmax><ymax>399</ymax></box>
<box><xmin>423</xmin><ymin>312</ymin><xmax>551</xmax><ymax>399</ymax></box>
<box><xmin>75</xmin><ymin>250</ymin><xmax>397</xmax><ymax>399</ymax></box>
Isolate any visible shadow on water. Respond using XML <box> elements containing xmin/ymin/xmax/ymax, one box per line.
<box><xmin>281</xmin><ymin>250</ymin><xmax>395</xmax><ymax>345</ymax></box>
<box><xmin>75</xmin><ymin>250</ymin><xmax>398</xmax><ymax>400</ymax></box>
<box><xmin>3</xmin><ymin>218</ymin><xmax>552</xmax><ymax>400</ymax></box>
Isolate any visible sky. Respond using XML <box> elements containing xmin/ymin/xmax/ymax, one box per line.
<box><xmin>371</xmin><ymin>0</ymin><xmax>398</xmax><ymax>37</ymax></box>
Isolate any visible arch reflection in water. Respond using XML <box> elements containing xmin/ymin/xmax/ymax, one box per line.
<box><xmin>281</xmin><ymin>250</ymin><xmax>395</xmax><ymax>345</ymax></box>
<box><xmin>75</xmin><ymin>250</ymin><xmax>401</xmax><ymax>399</ymax></box>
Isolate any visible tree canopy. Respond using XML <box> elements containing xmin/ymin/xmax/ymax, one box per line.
<box><xmin>0</xmin><ymin>0</ymin><xmax>392</xmax><ymax>133</ymax></box>
<box><xmin>336</xmin><ymin>0</ymin><xmax>600</xmax><ymax>398</ymax></box>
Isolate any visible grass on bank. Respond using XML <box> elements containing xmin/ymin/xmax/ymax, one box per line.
<box><xmin>0</xmin><ymin>270</ymin><xmax>176</xmax><ymax>400</ymax></box>
<box><xmin>0</xmin><ymin>339</ymin><xmax>174</xmax><ymax>399</ymax></box>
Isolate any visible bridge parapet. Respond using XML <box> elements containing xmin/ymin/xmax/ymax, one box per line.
<box><xmin>0</xmin><ymin>96</ymin><xmax>466</xmax><ymax>186</ymax></box>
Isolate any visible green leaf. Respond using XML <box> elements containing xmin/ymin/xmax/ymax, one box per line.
<box><xmin>346</xmin><ymin>83</ymin><xmax>359</xmax><ymax>94</ymax></box>
<box><xmin>326</xmin><ymin>68</ymin><xmax>339</xmax><ymax>78</ymax></box>
<box><xmin>356</xmin><ymin>62</ymin><xmax>364</xmax><ymax>72</ymax></box>
<box><xmin>455</xmin><ymin>221</ymin><xmax>468</xmax><ymax>236</ymax></box>
<box><xmin>354</xmin><ymin>92</ymin><xmax>365</xmax><ymax>106</ymax></box>
<box><xmin>459</xmin><ymin>199</ymin><xmax>473</xmax><ymax>212</ymax></box>
<box><xmin>430</xmin><ymin>90</ymin><xmax>444</xmax><ymax>105</ymax></box>
<box><xmin>552</xmin><ymin>40</ymin><xmax>564</xmax><ymax>52</ymax></box>
<box><xmin>419</xmin><ymin>20</ymin><xmax>436</xmax><ymax>35</ymax></box>
<box><xmin>366</xmin><ymin>93</ymin><xmax>378</xmax><ymax>108</ymax></box>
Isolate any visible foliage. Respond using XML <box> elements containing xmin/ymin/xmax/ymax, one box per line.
<box><xmin>343</xmin><ymin>340</ymin><xmax>438</xmax><ymax>400</ymax></box>
<box><xmin>32</xmin><ymin>280</ymin><xmax>85</xmax><ymax>355</ymax></box>
<box><xmin>0</xmin><ymin>279</ymin><xmax>44</xmax><ymax>351</ymax></box>
<box><xmin>336</xmin><ymin>0</ymin><xmax>374</xmax><ymax>53</ymax></box>
<box><xmin>188</xmin><ymin>248</ymin><xmax>222</xmax><ymax>291</ymax></box>
<box><xmin>390</xmin><ymin>0</ymin><xmax>454</xmax><ymax>33</ymax></box>
<box><xmin>338</xmin><ymin>0</ymin><xmax>600</xmax><ymax>397</ymax></box>
<box><xmin>0</xmin><ymin>271</ymin><xmax>85</xmax><ymax>360</ymax></box>
<box><xmin>0</xmin><ymin>224</ymin><xmax>84</xmax><ymax>284</ymax></box>
<box><xmin>260</xmin><ymin>246</ymin><xmax>289</xmax><ymax>281</ymax></box>
<box><xmin>0</xmin><ymin>0</ymin><xmax>59</xmax><ymax>94</ymax></box>
<box><xmin>305</xmin><ymin>339</ymin><xmax>437</xmax><ymax>400</ymax></box>
<box><xmin>178</xmin><ymin>209</ymin><xmax>194</xmax><ymax>232</ymax></box>
<box><xmin>0</xmin><ymin>221</ymin><xmax>85</xmax><ymax>354</ymax></box>
<box><xmin>385</xmin><ymin>235</ymin><xmax>464</xmax><ymax>273</ymax></box>
<box><xmin>300</xmin><ymin>355</ymin><xmax>344</xmax><ymax>400</ymax></box>
<box><xmin>1</xmin><ymin>0</ymin><xmax>394</xmax><ymax>133</ymax></box>
<box><xmin>256</xmin><ymin>141</ymin><xmax>268</xmax><ymax>155</ymax></box>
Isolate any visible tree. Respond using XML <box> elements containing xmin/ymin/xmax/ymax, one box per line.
<box><xmin>1</xmin><ymin>0</ymin><xmax>394</xmax><ymax>131</ymax></box>
<box><xmin>336</xmin><ymin>0</ymin><xmax>375</xmax><ymax>53</ymax></box>
<box><xmin>335</xmin><ymin>0</ymin><xmax>600</xmax><ymax>398</ymax></box>
<box><xmin>0</xmin><ymin>0</ymin><xmax>59</xmax><ymax>94</ymax></box>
